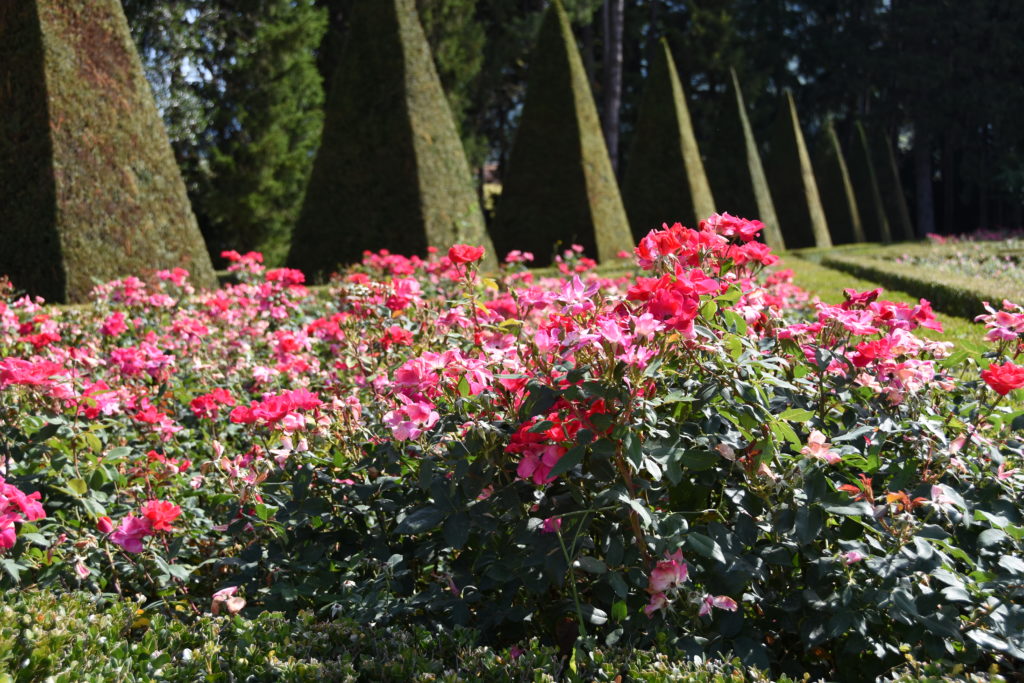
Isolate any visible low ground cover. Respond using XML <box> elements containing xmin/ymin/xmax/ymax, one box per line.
<box><xmin>1</xmin><ymin>216</ymin><xmax>1023</xmax><ymax>680</ymax></box>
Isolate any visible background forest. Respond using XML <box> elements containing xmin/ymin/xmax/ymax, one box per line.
<box><xmin>121</xmin><ymin>0</ymin><xmax>1024</xmax><ymax>265</ymax></box>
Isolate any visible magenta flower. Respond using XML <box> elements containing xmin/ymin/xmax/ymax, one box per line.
<box><xmin>110</xmin><ymin>515</ymin><xmax>153</xmax><ymax>553</ymax></box>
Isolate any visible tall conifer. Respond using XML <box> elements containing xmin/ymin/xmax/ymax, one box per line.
<box><xmin>814</xmin><ymin>120</ymin><xmax>865</xmax><ymax>244</ymax></box>
<box><xmin>703</xmin><ymin>69</ymin><xmax>783</xmax><ymax>250</ymax></box>
<box><xmin>765</xmin><ymin>91</ymin><xmax>831</xmax><ymax>249</ymax></box>
<box><xmin>204</xmin><ymin>0</ymin><xmax>327</xmax><ymax>265</ymax></box>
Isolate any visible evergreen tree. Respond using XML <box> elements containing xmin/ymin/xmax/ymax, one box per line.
<box><xmin>704</xmin><ymin>69</ymin><xmax>782</xmax><ymax>250</ymax></box>
<box><xmin>203</xmin><ymin>0</ymin><xmax>326</xmax><ymax>265</ymax></box>
<box><xmin>813</xmin><ymin>119</ymin><xmax>864</xmax><ymax>244</ymax></box>
<box><xmin>764</xmin><ymin>91</ymin><xmax>831</xmax><ymax>249</ymax></box>
<box><xmin>847</xmin><ymin>120</ymin><xmax>891</xmax><ymax>243</ymax></box>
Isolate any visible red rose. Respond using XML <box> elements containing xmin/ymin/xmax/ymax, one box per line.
<box><xmin>140</xmin><ymin>499</ymin><xmax>182</xmax><ymax>532</ymax></box>
<box><xmin>448</xmin><ymin>244</ymin><xmax>485</xmax><ymax>265</ymax></box>
<box><xmin>981</xmin><ymin>361</ymin><xmax>1024</xmax><ymax>395</ymax></box>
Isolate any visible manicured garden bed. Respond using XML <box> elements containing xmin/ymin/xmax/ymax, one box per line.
<box><xmin>794</xmin><ymin>237</ymin><xmax>1024</xmax><ymax>321</ymax></box>
<box><xmin>2</xmin><ymin>217</ymin><xmax>1023</xmax><ymax>680</ymax></box>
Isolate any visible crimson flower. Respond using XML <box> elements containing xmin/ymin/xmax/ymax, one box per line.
<box><xmin>448</xmin><ymin>244</ymin><xmax>485</xmax><ymax>265</ymax></box>
<box><xmin>981</xmin><ymin>361</ymin><xmax>1024</xmax><ymax>396</ymax></box>
<box><xmin>140</xmin><ymin>499</ymin><xmax>182</xmax><ymax>532</ymax></box>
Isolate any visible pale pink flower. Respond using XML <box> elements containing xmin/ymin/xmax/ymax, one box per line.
<box><xmin>647</xmin><ymin>549</ymin><xmax>688</xmax><ymax>594</ymax></box>
<box><xmin>644</xmin><ymin>592</ymin><xmax>668</xmax><ymax>618</ymax></box>
<box><xmin>841</xmin><ymin>550</ymin><xmax>865</xmax><ymax>565</ymax></box>
<box><xmin>699</xmin><ymin>594</ymin><xmax>739</xmax><ymax>616</ymax></box>
<box><xmin>801</xmin><ymin>430</ymin><xmax>841</xmax><ymax>464</ymax></box>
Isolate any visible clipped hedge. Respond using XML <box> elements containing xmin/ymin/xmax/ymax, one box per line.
<box><xmin>702</xmin><ymin>69</ymin><xmax>782</xmax><ymax>251</ymax></box>
<box><xmin>622</xmin><ymin>39</ymin><xmax>715</xmax><ymax>238</ymax></box>
<box><xmin>0</xmin><ymin>0</ymin><xmax>216</xmax><ymax>303</ymax></box>
<box><xmin>764</xmin><ymin>92</ymin><xmax>831</xmax><ymax>249</ymax></box>
<box><xmin>491</xmin><ymin>0</ymin><xmax>632</xmax><ymax>264</ymax></box>
<box><xmin>289</xmin><ymin>0</ymin><xmax>493</xmax><ymax>280</ymax></box>
<box><xmin>0</xmin><ymin>589</ymin><xmax>997</xmax><ymax>682</ymax></box>
<box><xmin>818</xmin><ymin>250</ymin><xmax>1024</xmax><ymax>320</ymax></box>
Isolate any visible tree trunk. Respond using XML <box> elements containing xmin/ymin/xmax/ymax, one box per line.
<box><xmin>913</xmin><ymin>130</ymin><xmax>935</xmax><ymax>237</ymax></box>
<box><xmin>602</xmin><ymin>0</ymin><xmax>624</xmax><ymax>174</ymax></box>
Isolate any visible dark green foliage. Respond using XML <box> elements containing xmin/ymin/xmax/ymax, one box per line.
<box><xmin>703</xmin><ymin>69</ymin><xmax>783</xmax><ymax>250</ymax></box>
<box><xmin>847</xmin><ymin>121</ymin><xmax>892</xmax><ymax>244</ymax></box>
<box><xmin>289</xmin><ymin>0</ymin><xmax>493</xmax><ymax>280</ymax></box>
<box><xmin>622</xmin><ymin>39</ymin><xmax>715</xmax><ymax>238</ymax></box>
<box><xmin>0</xmin><ymin>0</ymin><xmax>216</xmax><ymax>303</ymax></box>
<box><xmin>813</xmin><ymin>120</ymin><xmax>865</xmax><ymax>244</ymax></box>
<box><xmin>203</xmin><ymin>0</ymin><xmax>327</xmax><ymax>266</ymax></box>
<box><xmin>871</xmin><ymin>131</ymin><xmax>915</xmax><ymax>241</ymax></box>
<box><xmin>764</xmin><ymin>91</ymin><xmax>831</xmax><ymax>249</ymax></box>
<box><xmin>491</xmin><ymin>0</ymin><xmax>632</xmax><ymax>265</ymax></box>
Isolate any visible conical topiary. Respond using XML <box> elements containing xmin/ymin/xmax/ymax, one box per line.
<box><xmin>813</xmin><ymin>120</ymin><xmax>865</xmax><ymax>244</ymax></box>
<box><xmin>288</xmin><ymin>0</ymin><xmax>494</xmax><ymax>279</ymax></box>
<box><xmin>622</xmin><ymin>39</ymin><xmax>715</xmax><ymax>239</ymax></box>
<box><xmin>847</xmin><ymin>121</ymin><xmax>892</xmax><ymax>244</ymax></box>
<box><xmin>491</xmin><ymin>0</ymin><xmax>632</xmax><ymax>265</ymax></box>
<box><xmin>764</xmin><ymin>91</ymin><xmax>832</xmax><ymax>249</ymax></box>
<box><xmin>872</xmin><ymin>131</ymin><xmax>914</xmax><ymax>241</ymax></box>
<box><xmin>0</xmin><ymin>0</ymin><xmax>216</xmax><ymax>303</ymax></box>
<box><xmin>703</xmin><ymin>69</ymin><xmax>783</xmax><ymax>250</ymax></box>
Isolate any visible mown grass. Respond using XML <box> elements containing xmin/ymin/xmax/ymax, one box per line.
<box><xmin>777</xmin><ymin>253</ymin><xmax>985</xmax><ymax>349</ymax></box>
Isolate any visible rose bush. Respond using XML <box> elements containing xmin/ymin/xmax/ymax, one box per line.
<box><xmin>0</xmin><ymin>217</ymin><xmax>1022</xmax><ymax>680</ymax></box>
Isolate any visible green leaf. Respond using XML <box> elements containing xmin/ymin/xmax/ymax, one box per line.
<box><xmin>548</xmin><ymin>444</ymin><xmax>586</xmax><ymax>479</ymax></box>
<box><xmin>443</xmin><ymin>513</ymin><xmax>470</xmax><ymax>549</ymax></box>
<box><xmin>772</xmin><ymin>419</ymin><xmax>802</xmax><ymax>449</ymax></box>
<box><xmin>254</xmin><ymin>504</ymin><xmax>277</xmax><ymax>522</ymax></box>
<box><xmin>457</xmin><ymin>376</ymin><xmax>471</xmax><ymax>398</ymax></box>
<box><xmin>628</xmin><ymin>499</ymin><xmax>652</xmax><ymax>527</ymax></box>
<box><xmin>611</xmin><ymin>600</ymin><xmax>627</xmax><ymax>621</ymax></box>
<box><xmin>822</xmin><ymin>501</ymin><xmax>873</xmax><ymax>517</ymax></box>
<box><xmin>999</xmin><ymin>555</ymin><xmax>1024</xmax><ymax>575</ymax></box>
<box><xmin>394</xmin><ymin>506</ymin><xmax>446</xmax><ymax>535</ymax></box>
<box><xmin>977</xmin><ymin>528</ymin><xmax>1008</xmax><ymax>548</ymax></box>
<box><xmin>67</xmin><ymin>478</ymin><xmax>88</xmax><ymax>496</ymax></box>
<box><xmin>625</xmin><ymin>433</ymin><xmax>643</xmax><ymax>469</ymax></box>
<box><xmin>580</xmin><ymin>604</ymin><xmax>607</xmax><ymax>625</ymax></box>
<box><xmin>891</xmin><ymin>589</ymin><xmax>918</xmax><ymax>616</ymax></box>
<box><xmin>574</xmin><ymin>556</ymin><xmax>607</xmax><ymax>574</ymax></box>
<box><xmin>679</xmin><ymin>449</ymin><xmax>719</xmax><ymax>471</ymax></box>
<box><xmin>779</xmin><ymin>408</ymin><xmax>814</xmax><ymax>422</ymax></box>
<box><xmin>686</xmin><ymin>532</ymin><xmax>726</xmax><ymax>564</ymax></box>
